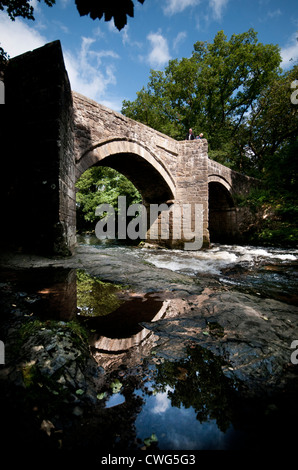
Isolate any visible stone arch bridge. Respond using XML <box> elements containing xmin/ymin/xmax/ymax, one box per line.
<box><xmin>1</xmin><ymin>41</ymin><xmax>257</xmax><ymax>256</ymax></box>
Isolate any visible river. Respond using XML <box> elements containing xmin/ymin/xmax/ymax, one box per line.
<box><xmin>78</xmin><ymin>235</ymin><xmax>298</xmax><ymax>305</ymax></box>
<box><xmin>74</xmin><ymin>237</ymin><xmax>298</xmax><ymax>451</ymax></box>
<box><xmin>0</xmin><ymin>238</ymin><xmax>298</xmax><ymax>458</ymax></box>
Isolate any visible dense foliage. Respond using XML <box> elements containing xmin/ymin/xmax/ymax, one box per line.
<box><xmin>76</xmin><ymin>166</ymin><xmax>141</xmax><ymax>232</ymax></box>
<box><xmin>0</xmin><ymin>0</ymin><xmax>145</xmax><ymax>29</ymax></box>
<box><xmin>75</xmin><ymin>0</ymin><xmax>145</xmax><ymax>31</ymax></box>
<box><xmin>0</xmin><ymin>0</ymin><xmax>55</xmax><ymax>20</ymax></box>
<box><xmin>77</xmin><ymin>270</ymin><xmax>123</xmax><ymax>317</ymax></box>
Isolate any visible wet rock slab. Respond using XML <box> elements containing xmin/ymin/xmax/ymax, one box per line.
<box><xmin>1</xmin><ymin>245</ymin><xmax>298</xmax><ymax>399</ymax></box>
<box><xmin>142</xmin><ymin>289</ymin><xmax>298</xmax><ymax>396</ymax></box>
<box><xmin>0</xmin><ymin>245</ymin><xmax>205</xmax><ymax>294</ymax></box>
<box><xmin>1</xmin><ymin>242</ymin><xmax>298</xmax><ymax>457</ymax></box>
<box><xmin>0</xmin><ymin>244</ymin><xmax>298</xmax><ymax>460</ymax></box>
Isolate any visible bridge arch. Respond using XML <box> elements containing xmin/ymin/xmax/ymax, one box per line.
<box><xmin>208</xmin><ymin>175</ymin><xmax>237</xmax><ymax>243</ymax></box>
<box><xmin>208</xmin><ymin>174</ymin><xmax>233</xmax><ymax>195</ymax></box>
<box><xmin>76</xmin><ymin>138</ymin><xmax>176</xmax><ymax>203</ymax></box>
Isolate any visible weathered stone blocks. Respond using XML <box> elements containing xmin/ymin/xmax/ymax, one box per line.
<box><xmin>1</xmin><ymin>41</ymin><xmax>259</xmax><ymax>255</ymax></box>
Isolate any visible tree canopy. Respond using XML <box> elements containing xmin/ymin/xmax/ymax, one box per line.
<box><xmin>75</xmin><ymin>0</ymin><xmax>145</xmax><ymax>31</ymax></box>
<box><xmin>122</xmin><ymin>29</ymin><xmax>297</xmax><ymax>179</ymax></box>
<box><xmin>0</xmin><ymin>0</ymin><xmax>146</xmax><ymax>29</ymax></box>
<box><xmin>0</xmin><ymin>0</ymin><xmax>55</xmax><ymax>20</ymax></box>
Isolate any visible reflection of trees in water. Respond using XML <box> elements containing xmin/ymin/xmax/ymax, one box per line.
<box><xmin>76</xmin><ymin>269</ymin><xmax>124</xmax><ymax>317</ymax></box>
<box><xmin>153</xmin><ymin>345</ymin><xmax>236</xmax><ymax>433</ymax></box>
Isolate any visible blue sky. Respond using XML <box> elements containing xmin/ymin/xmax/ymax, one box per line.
<box><xmin>0</xmin><ymin>0</ymin><xmax>297</xmax><ymax>111</ymax></box>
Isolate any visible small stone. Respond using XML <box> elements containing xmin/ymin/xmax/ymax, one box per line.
<box><xmin>40</xmin><ymin>419</ymin><xmax>55</xmax><ymax>436</ymax></box>
<box><xmin>57</xmin><ymin>375</ymin><xmax>66</xmax><ymax>385</ymax></box>
<box><xmin>72</xmin><ymin>406</ymin><xmax>83</xmax><ymax>417</ymax></box>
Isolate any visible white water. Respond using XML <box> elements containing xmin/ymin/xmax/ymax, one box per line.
<box><xmin>78</xmin><ymin>235</ymin><xmax>298</xmax><ymax>298</ymax></box>
<box><xmin>137</xmin><ymin>244</ymin><xmax>298</xmax><ymax>277</ymax></box>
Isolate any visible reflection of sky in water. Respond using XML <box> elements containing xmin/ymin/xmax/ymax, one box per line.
<box><xmin>135</xmin><ymin>387</ymin><xmax>236</xmax><ymax>450</ymax></box>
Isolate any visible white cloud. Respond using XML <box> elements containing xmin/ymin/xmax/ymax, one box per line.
<box><xmin>152</xmin><ymin>389</ymin><xmax>172</xmax><ymax>414</ymax></box>
<box><xmin>100</xmin><ymin>96</ymin><xmax>124</xmax><ymax>112</ymax></box>
<box><xmin>163</xmin><ymin>0</ymin><xmax>200</xmax><ymax>16</ymax></box>
<box><xmin>0</xmin><ymin>13</ymin><xmax>122</xmax><ymax>110</ymax></box>
<box><xmin>29</xmin><ymin>0</ymin><xmax>41</xmax><ymax>13</ymax></box>
<box><xmin>92</xmin><ymin>25</ymin><xmax>105</xmax><ymax>39</ymax></box>
<box><xmin>0</xmin><ymin>12</ymin><xmax>46</xmax><ymax>57</ymax></box>
<box><xmin>59</xmin><ymin>0</ymin><xmax>71</xmax><ymax>8</ymax></box>
<box><xmin>64</xmin><ymin>37</ymin><xmax>120</xmax><ymax>105</ymax></box>
<box><xmin>281</xmin><ymin>33</ymin><xmax>298</xmax><ymax>69</ymax></box>
<box><xmin>52</xmin><ymin>20</ymin><xmax>70</xmax><ymax>34</ymax></box>
<box><xmin>122</xmin><ymin>24</ymin><xmax>143</xmax><ymax>49</ymax></box>
<box><xmin>267</xmin><ymin>9</ymin><xmax>282</xmax><ymax>19</ymax></box>
<box><xmin>209</xmin><ymin>0</ymin><xmax>229</xmax><ymax>20</ymax></box>
<box><xmin>173</xmin><ymin>31</ymin><xmax>187</xmax><ymax>51</ymax></box>
<box><xmin>108</xmin><ymin>20</ymin><xmax>119</xmax><ymax>33</ymax></box>
<box><xmin>258</xmin><ymin>8</ymin><xmax>282</xmax><ymax>23</ymax></box>
<box><xmin>147</xmin><ymin>31</ymin><xmax>171</xmax><ymax>67</ymax></box>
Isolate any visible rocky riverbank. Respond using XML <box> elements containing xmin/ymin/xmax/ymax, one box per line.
<box><xmin>0</xmin><ymin>243</ymin><xmax>298</xmax><ymax>457</ymax></box>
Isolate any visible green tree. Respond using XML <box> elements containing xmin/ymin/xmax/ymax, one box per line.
<box><xmin>77</xmin><ymin>270</ymin><xmax>123</xmax><ymax>317</ymax></box>
<box><xmin>122</xmin><ymin>70</ymin><xmax>185</xmax><ymax>140</ymax></box>
<box><xmin>238</xmin><ymin>65</ymin><xmax>298</xmax><ymax>178</ymax></box>
<box><xmin>76</xmin><ymin>166</ymin><xmax>141</xmax><ymax>231</ymax></box>
<box><xmin>122</xmin><ymin>29</ymin><xmax>282</xmax><ymax>171</ymax></box>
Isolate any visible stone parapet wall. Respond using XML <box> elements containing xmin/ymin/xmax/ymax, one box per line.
<box><xmin>73</xmin><ymin>92</ymin><xmax>179</xmax><ymax>180</ymax></box>
<box><xmin>208</xmin><ymin>158</ymin><xmax>259</xmax><ymax>196</ymax></box>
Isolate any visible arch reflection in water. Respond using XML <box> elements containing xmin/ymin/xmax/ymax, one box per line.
<box><xmin>87</xmin><ymin>294</ymin><xmax>169</xmax><ymax>351</ymax></box>
<box><xmin>76</xmin><ymin>270</ymin><xmax>171</xmax><ymax>367</ymax></box>
<box><xmin>82</xmin><ymin>294</ymin><xmax>170</xmax><ymax>370</ymax></box>
<box><xmin>10</xmin><ymin>268</ymin><xmax>170</xmax><ymax>366</ymax></box>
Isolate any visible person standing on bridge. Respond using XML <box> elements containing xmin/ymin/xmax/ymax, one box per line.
<box><xmin>185</xmin><ymin>128</ymin><xmax>195</xmax><ymax>140</ymax></box>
